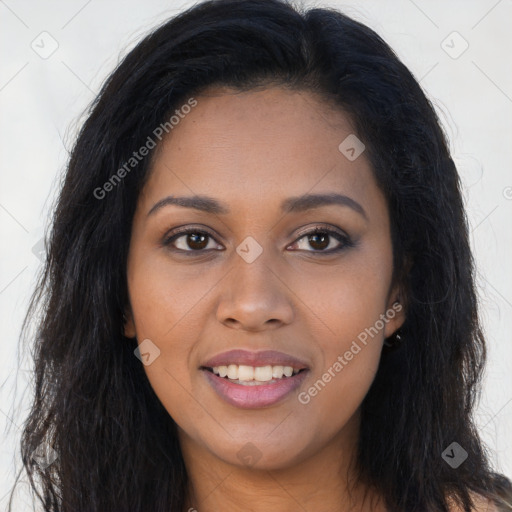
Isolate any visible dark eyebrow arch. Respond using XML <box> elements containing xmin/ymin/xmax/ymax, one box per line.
<box><xmin>148</xmin><ymin>195</ymin><xmax>229</xmax><ymax>216</ymax></box>
<box><xmin>147</xmin><ymin>192</ymin><xmax>368</xmax><ymax>220</ymax></box>
<box><xmin>281</xmin><ymin>193</ymin><xmax>368</xmax><ymax>220</ymax></box>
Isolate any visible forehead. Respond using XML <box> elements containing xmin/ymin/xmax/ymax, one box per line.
<box><xmin>139</xmin><ymin>86</ymin><xmax>383</xmax><ymax>218</ymax></box>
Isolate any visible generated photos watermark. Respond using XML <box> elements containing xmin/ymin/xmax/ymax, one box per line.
<box><xmin>134</xmin><ymin>338</ymin><xmax>161</xmax><ymax>366</ymax></box>
<box><xmin>298</xmin><ymin>302</ymin><xmax>403</xmax><ymax>404</ymax></box>
<box><xmin>31</xmin><ymin>443</ymin><xmax>58</xmax><ymax>469</ymax></box>
<box><xmin>441</xmin><ymin>441</ymin><xmax>468</xmax><ymax>469</ymax></box>
<box><xmin>93</xmin><ymin>97</ymin><xmax>197</xmax><ymax>200</ymax></box>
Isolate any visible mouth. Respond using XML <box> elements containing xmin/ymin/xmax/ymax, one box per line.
<box><xmin>199</xmin><ymin>350</ymin><xmax>310</xmax><ymax>408</ymax></box>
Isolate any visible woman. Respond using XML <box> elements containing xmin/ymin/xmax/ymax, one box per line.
<box><xmin>8</xmin><ymin>0</ymin><xmax>512</xmax><ymax>510</ymax></box>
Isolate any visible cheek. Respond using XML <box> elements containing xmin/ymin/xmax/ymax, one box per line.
<box><xmin>125</xmin><ymin>253</ymin><xmax>206</xmax><ymax>412</ymax></box>
<box><xmin>297</xmin><ymin>363</ymin><xmax>379</xmax><ymax>449</ymax></box>
<box><xmin>127</xmin><ymin>249</ymin><xmax>220</xmax><ymax>339</ymax></box>
<box><xmin>292</xmin><ymin>251</ymin><xmax>392</xmax><ymax>419</ymax></box>
<box><xmin>297</xmin><ymin>290</ymin><xmax>386</xmax><ymax>432</ymax></box>
<box><xmin>291</xmin><ymin>246</ymin><xmax>393</xmax><ymax>343</ymax></box>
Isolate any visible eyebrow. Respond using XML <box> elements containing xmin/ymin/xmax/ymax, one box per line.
<box><xmin>147</xmin><ymin>192</ymin><xmax>368</xmax><ymax>220</ymax></box>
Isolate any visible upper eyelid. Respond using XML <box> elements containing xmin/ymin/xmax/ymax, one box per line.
<box><xmin>293</xmin><ymin>224</ymin><xmax>347</xmax><ymax>239</ymax></box>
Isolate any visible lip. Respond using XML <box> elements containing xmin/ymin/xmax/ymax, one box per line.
<box><xmin>202</xmin><ymin>367</ymin><xmax>309</xmax><ymax>409</ymax></box>
<box><xmin>201</xmin><ymin>349</ymin><xmax>310</xmax><ymax>370</ymax></box>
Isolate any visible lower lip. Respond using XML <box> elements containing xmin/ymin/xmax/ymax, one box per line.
<box><xmin>202</xmin><ymin>369</ymin><xmax>309</xmax><ymax>409</ymax></box>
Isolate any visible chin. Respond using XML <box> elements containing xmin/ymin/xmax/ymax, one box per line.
<box><xmin>212</xmin><ymin>434</ymin><xmax>314</xmax><ymax>471</ymax></box>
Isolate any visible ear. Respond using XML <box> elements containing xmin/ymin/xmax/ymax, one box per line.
<box><xmin>123</xmin><ymin>307</ymin><xmax>137</xmax><ymax>339</ymax></box>
<box><xmin>383</xmin><ymin>283</ymin><xmax>406</xmax><ymax>338</ymax></box>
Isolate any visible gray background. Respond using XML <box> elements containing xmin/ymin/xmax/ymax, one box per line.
<box><xmin>1</xmin><ymin>0</ymin><xmax>511</xmax><ymax>509</ymax></box>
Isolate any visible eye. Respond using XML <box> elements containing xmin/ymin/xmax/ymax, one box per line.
<box><xmin>288</xmin><ymin>226</ymin><xmax>353</xmax><ymax>254</ymax></box>
<box><xmin>163</xmin><ymin>227</ymin><xmax>223</xmax><ymax>253</ymax></box>
<box><xmin>162</xmin><ymin>225</ymin><xmax>354</xmax><ymax>255</ymax></box>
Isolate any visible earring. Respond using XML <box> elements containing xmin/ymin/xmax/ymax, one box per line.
<box><xmin>383</xmin><ymin>329</ymin><xmax>403</xmax><ymax>350</ymax></box>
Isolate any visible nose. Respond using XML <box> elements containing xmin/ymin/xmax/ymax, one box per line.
<box><xmin>215</xmin><ymin>249</ymin><xmax>295</xmax><ymax>332</ymax></box>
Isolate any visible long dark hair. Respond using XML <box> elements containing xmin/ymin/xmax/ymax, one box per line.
<box><xmin>8</xmin><ymin>0</ymin><xmax>511</xmax><ymax>510</ymax></box>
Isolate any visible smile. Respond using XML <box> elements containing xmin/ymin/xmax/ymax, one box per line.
<box><xmin>201</xmin><ymin>365</ymin><xmax>309</xmax><ymax>408</ymax></box>
<box><xmin>208</xmin><ymin>364</ymin><xmax>303</xmax><ymax>384</ymax></box>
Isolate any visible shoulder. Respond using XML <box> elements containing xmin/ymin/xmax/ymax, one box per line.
<box><xmin>448</xmin><ymin>493</ymin><xmax>500</xmax><ymax>512</ymax></box>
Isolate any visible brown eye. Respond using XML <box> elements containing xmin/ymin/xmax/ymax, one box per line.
<box><xmin>307</xmin><ymin>232</ymin><xmax>330</xmax><ymax>251</ymax></box>
<box><xmin>163</xmin><ymin>228</ymin><xmax>223</xmax><ymax>252</ymax></box>
<box><xmin>183</xmin><ymin>232</ymin><xmax>209</xmax><ymax>250</ymax></box>
<box><xmin>289</xmin><ymin>227</ymin><xmax>353</xmax><ymax>254</ymax></box>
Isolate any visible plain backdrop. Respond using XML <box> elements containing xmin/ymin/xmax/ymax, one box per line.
<box><xmin>1</xmin><ymin>0</ymin><xmax>511</xmax><ymax>509</ymax></box>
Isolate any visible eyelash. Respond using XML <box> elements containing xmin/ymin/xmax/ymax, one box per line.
<box><xmin>162</xmin><ymin>225</ymin><xmax>354</xmax><ymax>256</ymax></box>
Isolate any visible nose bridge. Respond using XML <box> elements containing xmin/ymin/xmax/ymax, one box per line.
<box><xmin>230</xmin><ymin>236</ymin><xmax>279</xmax><ymax>301</ymax></box>
<box><xmin>215</xmin><ymin>235</ymin><xmax>294</xmax><ymax>329</ymax></box>
<box><xmin>233</xmin><ymin>243</ymin><xmax>272</xmax><ymax>290</ymax></box>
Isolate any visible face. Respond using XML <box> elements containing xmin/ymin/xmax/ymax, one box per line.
<box><xmin>124</xmin><ymin>86</ymin><xmax>405</xmax><ymax>471</ymax></box>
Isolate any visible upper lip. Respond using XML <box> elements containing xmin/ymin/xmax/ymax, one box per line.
<box><xmin>201</xmin><ymin>349</ymin><xmax>309</xmax><ymax>370</ymax></box>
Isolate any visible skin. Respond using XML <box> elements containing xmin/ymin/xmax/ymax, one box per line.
<box><xmin>124</xmin><ymin>86</ymin><xmax>406</xmax><ymax>512</ymax></box>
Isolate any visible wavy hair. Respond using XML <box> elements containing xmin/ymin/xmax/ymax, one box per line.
<box><xmin>8</xmin><ymin>0</ymin><xmax>512</xmax><ymax>510</ymax></box>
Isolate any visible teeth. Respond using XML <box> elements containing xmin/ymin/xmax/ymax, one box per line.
<box><xmin>227</xmin><ymin>364</ymin><xmax>238</xmax><ymax>380</ymax></box>
<box><xmin>238</xmin><ymin>365</ymin><xmax>254</xmax><ymax>381</ymax></box>
<box><xmin>211</xmin><ymin>364</ymin><xmax>301</xmax><ymax>381</ymax></box>
<box><xmin>272</xmin><ymin>365</ymin><xmax>284</xmax><ymax>378</ymax></box>
<box><xmin>254</xmin><ymin>366</ymin><xmax>273</xmax><ymax>381</ymax></box>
